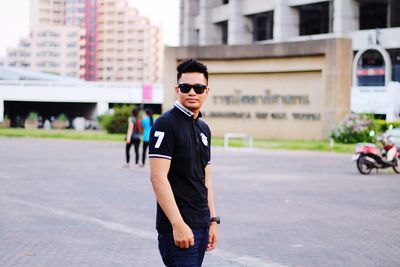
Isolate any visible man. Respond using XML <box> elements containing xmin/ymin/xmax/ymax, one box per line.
<box><xmin>149</xmin><ymin>58</ymin><xmax>219</xmax><ymax>267</ymax></box>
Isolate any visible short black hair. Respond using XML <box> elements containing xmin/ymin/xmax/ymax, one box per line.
<box><xmin>177</xmin><ymin>58</ymin><xmax>208</xmax><ymax>84</ymax></box>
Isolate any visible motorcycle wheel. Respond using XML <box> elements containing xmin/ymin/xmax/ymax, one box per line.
<box><xmin>393</xmin><ymin>158</ymin><xmax>400</xmax><ymax>174</ymax></box>
<box><xmin>357</xmin><ymin>156</ymin><xmax>372</xmax><ymax>174</ymax></box>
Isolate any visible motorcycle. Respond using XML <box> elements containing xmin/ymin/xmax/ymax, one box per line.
<box><xmin>352</xmin><ymin>132</ymin><xmax>400</xmax><ymax>175</ymax></box>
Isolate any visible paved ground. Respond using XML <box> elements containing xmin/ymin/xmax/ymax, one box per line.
<box><xmin>0</xmin><ymin>137</ymin><xmax>399</xmax><ymax>267</ymax></box>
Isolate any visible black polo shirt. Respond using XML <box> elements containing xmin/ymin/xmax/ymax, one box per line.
<box><xmin>149</xmin><ymin>101</ymin><xmax>211</xmax><ymax>233</ymax></box>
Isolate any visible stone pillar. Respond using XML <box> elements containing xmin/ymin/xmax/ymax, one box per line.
<box><xmin>0</xmin><ymin>100</ymin><xmax>3</xmax><ymax>122</ymax></box>
<box><xmin>333</xmin><ymin>0</ymin><xmax>358</xmax><ymax>34</ymax></box>
<box><xmin>228</xmin><ymin>0</ymin><xmax>252</xmax><ymax>45</ymax></box>
<box><xmin>199</xmin><ymin>0</ymin><xmax>221</xmax><ymax>45</ymax></box>
<box><xmin>180</xmin><ymin>0</ymin><xmax>200</xmax><ymax>46</ymax></box>
<box><xmin>274</xmin><ymin>0</ymin><xmax>299</xmax><ymax>42</ymax></box>
<box><xmin>96</xmin><ymin>102</ymin><xmax>109</xmax><ymax>117</ymax></box>
<box><xmin>322</xmin><ymin>38</ymin><xmax>353</xmax><ymax>136</ymax></box>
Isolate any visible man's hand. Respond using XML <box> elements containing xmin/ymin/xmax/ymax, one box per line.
<box><xmin>172</xmin><ymin>221</ymin><xmax>195</xmax><ymax>249</ymax></box>
<box><xmin>206</xmin><ymin>222</ymin><xmax>218</xmax><ymax>251</ymax></box>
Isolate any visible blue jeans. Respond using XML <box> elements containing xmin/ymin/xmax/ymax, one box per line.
<box><xmin>158</xmin><ymin>227</ymin><xmax>209</xmax><ymax>267</ymax></box>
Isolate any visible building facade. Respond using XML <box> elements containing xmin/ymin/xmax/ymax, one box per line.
<box><xmin>3</xmin><ymin>26</ymin><xmax>84</xmax><ymax>78</ymax></box>
<box><xmin>178</xmin><ymin>0</ymin><xmax>400</xmax><ymax>128</ymax></box>
<box><xmin>180</xmin><ymin>0</ymin><xmax>400</xmax><ymax>84</ymax></box>
<box><xmin>180</xmin><ymin>0</ymin><xmax>400</xmax><ymax>48</ymax></box>
<box><xmin>96</xmin><ymin>0</ymin><xmax>163</xmax><ymax>83</ymax></box>
<box><xmin>1</xmin><ymin>0</ymin><xmax>162</xmax><ymax>83</ymax></box>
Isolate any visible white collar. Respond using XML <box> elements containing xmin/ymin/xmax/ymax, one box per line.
<box><xmin>174</xmin><ymin>101</ymin><xmax>194</xmax><ymax>117</ymax></box>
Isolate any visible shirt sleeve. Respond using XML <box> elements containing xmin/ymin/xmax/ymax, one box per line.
<box><xmin>148</xmin><ymin>116</ymin><xmax>174</xmax><ymax>160</ymax></box>
<box><xmin>207</xmin><ymin>127</ymin><xmax>211</xmax><ymax>165</ymax></box>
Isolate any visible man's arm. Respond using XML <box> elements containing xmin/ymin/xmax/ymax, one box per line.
<box><xmin>149</xmin><ymin>157</ymin><xmax>195</xmax><ymax>249</ymax></box>
<box><xmin>205</xmin><ymin>164</ymin><xmax>218</xmax><ymax>251</ymax></box>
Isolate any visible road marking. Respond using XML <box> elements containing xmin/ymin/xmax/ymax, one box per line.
<box><xmin>210</xmin><ymin>249</ymin><xmax>288</xmax><ymax>267</ymax></box>
<box><xmin>2</xmin><ymin>196</ymin><xmax>289</xmax><ymax>267</ymax></box>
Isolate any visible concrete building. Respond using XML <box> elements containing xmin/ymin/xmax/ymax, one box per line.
<box><xmin>3</xmin><ymin>26</ymin><xmax>85</xmax><ymax>78</ymax></box>
<box><xmin>171</xmin><ymin>0</ymin><xmax>400</xmax><ymax>140</ymax></box>
<box><xmin>96</xmin><ymin>0</ymin><xmax>163</xmax><ymax>83</ymax></box>
<box><xmin>65</xmin><ymin>0</ymin><xmax>98</xmax><ymax>81</ymax></box>
<box><xmin>1</xmin><ymin>0</ymin><xmax>162</xmax><ymax>83</ymax></box>
<box><xmin>30</xmin><ymin>0</ymin><xmax>65</xmax><ymax>28</ymax></box>
<box><xmin>180</xmin><ymin>0</ymin><xmax>400</xmax><ymax>49</ymax></box>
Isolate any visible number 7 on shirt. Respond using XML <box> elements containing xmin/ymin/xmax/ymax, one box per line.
<box><xmin>154</xmin><ymin>131</ymin><xmax>165</xmax><ymax>148</ymax></box>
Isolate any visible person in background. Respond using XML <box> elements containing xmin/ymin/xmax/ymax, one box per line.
<box><xmin>140</xmin><ymin>108</ymin><xmax>154</xmax><ymax>167</ymax></box>
<box><xmin>125</xmin><ymin>108</ymin><xmax>142</xmax><ymax>167</ymax></box>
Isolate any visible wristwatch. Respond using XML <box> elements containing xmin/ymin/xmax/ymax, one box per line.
<box><xmin>210</xmin><ymin>216</ymin><xmax>221</xmax><ymax>224</ymax></box>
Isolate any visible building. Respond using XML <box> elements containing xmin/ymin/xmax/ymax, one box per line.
<box><xmin>169</xmin><ymin>0</ymin><xmax>400</xmax><ymax>140</ymax></box>
<box><xmin>180</xmin><ymin>0</ymin><xmax>400</xmax><ymax>88</ymax></box>
<box><xmin>96</xmin><ymin>0</ymin><xmax>163</xmax><ymax>83</ymax></box>
<box><xmin>1</xmin><ymin>0</ymin><xmax>162</xmax><ymax>83</ymax></box>
<box><xmin>0</xmin><ymin>66</ymin><xmax>163</xmax><ymax>126</ymax></box>
<box><xmin>2</xmin><ymin>26</ymin><xmax>85</xmax><ymax>78</ymax></box>
<box><xmin>180</xmin><ymin>0</ymin><xmax>400</xmax><ymax>48</ymax></box>
<box><xmin>65</xmin><ymin>0</ymin><xmax>98</xmax><ymax>81</ymax></box>
<box><xmin>30</xmin><ymin>0</ymin><xmax>65</xmax><ymax>28</ymax></box>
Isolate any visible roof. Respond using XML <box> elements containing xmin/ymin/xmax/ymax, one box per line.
<box><xmin>0</xmin><ymin>66</ymin><xmax>82</xmax><ymax>82</ymax></box>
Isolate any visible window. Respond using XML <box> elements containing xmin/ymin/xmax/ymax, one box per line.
<box><xmin>216</xmin><ymin>21</ymin><xmax>228</xmax><ymax>44</ymax></box>
<box><xmin>359</xmin><ymin>1</ymin><xmax>387</xmax><ymax>30</ymax></box>
<box><xmin>391</xmin><ymin>1</ymin><xmax>400</xmax><ymax>27</ymax></box>
<box><xmin>357</xmin><ymin>49</ymin><xmax>385</xmax><ymax>86</ymax></box>
<box><xmin>389</xmin><ymin>49</ymin><xmax>400</xmax><ymax>82</ymax></box>
<box><xmin>298</xmin><ymin>2</ymin><xmax>331</xmax><ymax>36</ymax></box>
<box><xmin>222</xmin><ymin>0</ymin><xmax>229</xmax><ymax>4</ymax></box>
<box><xmin>252</xmin><ymin>11</ymin><xmax>274</xmax><ymax>41</ymax></box>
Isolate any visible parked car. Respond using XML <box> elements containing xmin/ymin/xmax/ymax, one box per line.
<box><xmin>386</xmin><ymin>126</ymin><xmax>400</xmax><ymax>150</ymax></box>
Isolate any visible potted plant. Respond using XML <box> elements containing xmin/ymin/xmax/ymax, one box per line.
<box><xmin>24</xmin><ymin>112</ymin><xmax>39</xmax><ymax>129</ymax></box>
<box><xmin>52</xmin><ymin>113</ymin><xmax>68</xmax><ymax>129</ymax></box>
<box><xmin>0</xmin><ymin>114</ymin><xmax>11</xmax><ymax>128</ymax></box>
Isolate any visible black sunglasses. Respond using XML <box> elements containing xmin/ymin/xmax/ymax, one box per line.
<box><xmin>178</xmin><ymin>83</ymin><xmax>207</xmax><ymax>94</ymax></box>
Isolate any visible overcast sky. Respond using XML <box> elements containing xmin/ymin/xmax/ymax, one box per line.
<box><xmin>0</xmin><ymin>0</ymin><xmax>180</xmax><ymax>57</ymax></box>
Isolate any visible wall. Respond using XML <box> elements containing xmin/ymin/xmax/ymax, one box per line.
<box><xmin>163</xmin><ymin>38</ymin><xmax>352</xmax><ymax>140</ymax></box>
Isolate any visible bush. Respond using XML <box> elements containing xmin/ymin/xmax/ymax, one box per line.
<box><xmin>26</xmin><ymin>112</ymin><xmax>38</xmax><ymax>121</ymax></box>
<box><xmin>375</xmin><ymin>120</ymin><xmax>400</xmax><ymax>132</ymax></box>
<box><xmin>331</xmin><ymin>113</ymin><xmax>377</xmax><ymax>144</ymax></box>
<box><xmin>98</xmin><ymin>105</ymin><xmax>134</xmax><ymax>134</ymax></box>
<box><xmin>57</xmin><ymin>113</ymin><xmax>68</xmax><ymax>122</ymax></box>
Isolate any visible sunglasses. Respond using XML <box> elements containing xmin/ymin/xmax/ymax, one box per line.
<box><xmin>178</xmin><ymin>83</ymin><xmax>207</xmax><ymax>94</ymax></box>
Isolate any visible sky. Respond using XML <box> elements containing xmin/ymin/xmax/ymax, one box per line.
<box><xmin>0</xmin><ymin>0</ymin><xmax>180</xmax><ymax>57</ymax></box>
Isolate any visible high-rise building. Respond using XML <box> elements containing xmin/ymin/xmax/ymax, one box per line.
<box><xmin>3</xmin><ymin>26</ymin><xmax>84</xmax><ymax>78</ymax></box>
<box><xmin>2</xmin><ymin>0</ymin><xmax>162</xmax><ymax>82</ymax></box>
<box><xmin>96</xmin><ymin>0</ymin><xmax>162</xmax><ymax>83</ymax></box>
<box><xmin>65</xmin><ymin>0</ymin><xmax>98</xmax><ymax>81</ymax></box>
<box><xmin>30</xmin><ymin>0</ymin><xmax>65</xmax><ymax>28</ymax></box>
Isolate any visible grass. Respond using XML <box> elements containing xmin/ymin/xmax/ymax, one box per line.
<box><xmin>212</xmin><ymin>137</ymin><xmax>355</xmax><ymax>153</ymax></box>
<box><xmin>0</xmin><ymin>128</ymin><xmax>355</xmax><ymax>153</ymax></box>
<box><xmin>0</xmin><ymin>128</ymin><xmax>125</xmax><ymax>141</ymax></box>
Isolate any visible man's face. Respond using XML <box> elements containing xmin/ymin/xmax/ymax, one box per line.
<box><xmin>176</xmin><ymin>72</ymin><xmax>209</xmax><ymax>112</ymax></box>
